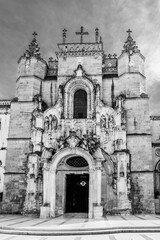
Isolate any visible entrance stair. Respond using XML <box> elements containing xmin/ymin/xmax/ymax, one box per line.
<box><xmin>0</xmin><ymin>213</ymin><xmax>160</xmax><ymax>236</ymax></box>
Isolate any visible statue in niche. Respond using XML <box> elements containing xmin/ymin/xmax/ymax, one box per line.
<box><xmin>44</xmin><ymin>116</ymin><xmax>49</xmax><ymax>131</ymax></box>
<box><xmin>108</xmin><ymin>115</ymin><xmax>114</xmax><ymax>130</ymax></box>
<box><xmin>48</xmin><ymin>114</ymin><xmax>58</xmax><ymax>131</ymax></box>
<box><xmin>51</xmin><ymin>115</ymin><xmax>58</xmax><ymax>130</ymax></box>
<box><xmin>48</xmin><ymin>115</ymin><xmax>53</xmax><ymax>131</ymax></box>
<box><xmin>100</xmin><ymin>115</ymin><xmax>106</xmax><ymax>128</ymax></box>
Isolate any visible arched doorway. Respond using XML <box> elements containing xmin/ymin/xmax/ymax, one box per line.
<box><xmin>42</xmin><ymin>147</ymin><xmax>94</xmax><ymax>218</ymax></box>
<box><xmin>74</xmin><ymin>89</ymin><xmax>87</xmax><ymax>118</ymax></box>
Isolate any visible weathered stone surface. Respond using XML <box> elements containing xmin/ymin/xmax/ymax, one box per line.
<box><xmin>1</xmin><ymin>30</ymin><xmax>157</xmax><ymax>217</ymax></box>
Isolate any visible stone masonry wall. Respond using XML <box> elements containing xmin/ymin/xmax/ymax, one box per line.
<box><xmin>127</xmin><ymin>135</ymin><xmax>153</xmax><ymax>172</ymax></box>
<box><xmin>2</xmin><ymin>101</ymin><xmax>34</xmax><ymax>213</ymax></box>
<box><xmin>131</xmin><ymin>172</ymin><xmax>155</xmax><ymax>214</ymax></box>
<box><xmin>5</xmin><ymin>140</ymin><xmax>30</xmax><ymax>172</ymax></box>
<box><xmin>127</xmin><ymin>135</ymin><xmax>154</xmax><ymax>213</ymax></box>
<box><xmin>114</xmin><ymin>73</ymin><xmax>145</xmax><ymax>97</ymax></box>
<box><xmin>8</xmin><ymin>102</ymin><xmax>34</xmax><ymax>138</ymax></box>
<box><xmin>102</xmin><ymin>77</ymin><xmax>115</xmax><ymax>106</ymax></box>
<box><xmin>125</xmin><ymin>98</ymin><xmax>151</xmax><ymax>134</ymax></box>
<box><xmin>58</xmin><ymin>55</ymin><xmax>102</xmax><ymax>76</ymax></box>
<box><xmin>2</xmin><ymin>173</ymin><xmax>26</xmax><ymax>213</ymax></box>
<box><xmin>125</xmin><ymin>96</ymin><xmax>154</xmax><ymax>213</ymax></box>
<box><xmin>17</xmin><ymin>77</ymin><xmax>41</xmax><ymax>101</ymax></box>
<box><xmin>42</xmin><ymin>80</ymin><xmax>57</xmax><ymax>107</ymax></box>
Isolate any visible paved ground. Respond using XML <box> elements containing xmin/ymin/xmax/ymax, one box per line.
<box><xmin>0</xmin><ymin>213</ymin><xmax>160</xmax><ymax>239</ymax></box>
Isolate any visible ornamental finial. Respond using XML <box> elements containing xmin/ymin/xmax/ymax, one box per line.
<box><xmin>23</xmin><ymin>32</ymin><xmax>42</xmax><ymax>59</ymax></box>
<box><xmin>62</xmin><ymin>29</ymin><xmax>67</xmax><ymax>44</ymax></box>
<box><xmin>95</xmin><ymin>28</ymin><xmax>99</xmax><ymax>43</ymax></box>
<box><xmin>122</xmin><ymin>29</ymin><xmax>140</xmax><ymax>56</ymax></box>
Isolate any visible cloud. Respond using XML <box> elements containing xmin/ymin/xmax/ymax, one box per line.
<box><xmin>0</xmin><ymin>0</ymin><xmax>159</xmax><ymax>114</ymax></box>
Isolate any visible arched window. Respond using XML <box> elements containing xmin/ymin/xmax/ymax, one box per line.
<box><xmin>74</xmin><ymin>90</ymin><xmax>87</xmax><ymax>119</ymax></box>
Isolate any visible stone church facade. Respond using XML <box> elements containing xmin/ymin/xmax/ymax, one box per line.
<box><xmin>1</xmin><ymin>27</ymin><xmax>157</xmax><ymax>218</ymax></box>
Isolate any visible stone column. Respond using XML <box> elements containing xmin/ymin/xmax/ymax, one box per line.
<box><xmin>96</xmin><ymin>161</ymin><xmax>102</xmax><ymax>205</ymax></box>
<box><xmin>89</xmin><ymin>169</ymin><xmax>94</xmax><ymax>219</ymax></box>
<box><xmin>49</xmin><ymin>169</ymin><xmax>56</xmax><ymax>217</ymax></box>
<box><xmin>40</xmin><ymin>164</ymin><xmax>50</xmax><ymax>218</ymax></box>
<box><xmin>93</xmin><ymin>160</ymin><xmax>103</xmax><ymax>218</ymax></box>
<box><xmin>43</xmin><ymin>165</ymin><xmax>50</xmax><ymax>204</ymax></box>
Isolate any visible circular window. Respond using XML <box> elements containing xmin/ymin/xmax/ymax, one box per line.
<box><xmin>66</xmin><ymin>157</ymin><xmax>88</xmax><ymax>168</ymax></box>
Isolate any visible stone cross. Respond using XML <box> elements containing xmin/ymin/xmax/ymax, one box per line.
<box><xmin>32</xmin><ymin>32</ymin><xmax>38</xmax><ymax>39</ymax></box>
<box><xmin>75</xmin><ymin>26</ymin><xmax>89</xmax><ymax>43</ymax></box>
<box><xmin>126</xmin><ymin>29</ymin><xmax>132</xmax><ymax>37</ymax></box>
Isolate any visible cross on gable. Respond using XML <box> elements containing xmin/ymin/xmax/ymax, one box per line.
<box><xmin>75</xmin><ymin>26</ymin><xmax>89</xmax><ymax>43</ymax></box>
<box><xmin>126</xmin><ymin>29</ymin><xmax>132</xmax><ymax>36</ymax></box>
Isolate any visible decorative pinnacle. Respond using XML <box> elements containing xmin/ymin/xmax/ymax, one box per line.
<box><xmin>122</xmin><ymin>29</ymin><xmax>140</xmax><ymax>56</ymax></box>
<box><xmin>113</xmin><ymin>53</ymin><xmax>117</xmax><ymax>58</ymax></box>
<box><xmin>24</xmin><ymin>32</ymin><xmax>42</xmax><ymax>59</ymax></box>
<box><xmin>95</xmin><ymin>28</ymin><xmax>99</xmax><ymax>43</ymax></box>
<box><xmin>48</xmin><ymin>56</ymin><xmax>54</xmax><ymax>63</ymax></box>
<box><xmin>62</xmin><ymin>28</ymin><xmax>67</xmax><ymax>44</ymax></box>
<box><xmin>75</xmin><ymin>26</ymin><xmax>89</xmax><ymax>43</ymax></box>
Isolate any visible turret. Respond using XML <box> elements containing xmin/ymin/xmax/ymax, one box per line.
<box><xmin>17</xmin><ymin>32</ymin><xmax>47</xmax><ymax>101</ymax></box>
<box><xmin>117</xmin><ymin>29</ymin><xmax>146</xmax><ymax>96</ymax></box>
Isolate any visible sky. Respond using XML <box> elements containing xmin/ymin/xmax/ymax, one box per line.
<box><xmin>0</xmin><ymin>0</ymin><xmax>160</xmax><ymax>115</ymax></box>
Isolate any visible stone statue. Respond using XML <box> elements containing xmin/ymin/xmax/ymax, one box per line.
<box><xmin>44</xmin><ymin>116</ymin><xmax>49</xmax><ymax>131</ymax></box>
<box><xmin>108</xmin><ymin>115</ymin><xmax>114</xmax><ymax>129</ymax></box>
<box><xmin>100</xmin><ymin>115</ymin><xmax>106</xmax><ymax>128</ymax></box>
<box><xmin>51</xmin><ymin>115</ymin><xmax>58</xmax><ymax>130</ymax></box>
